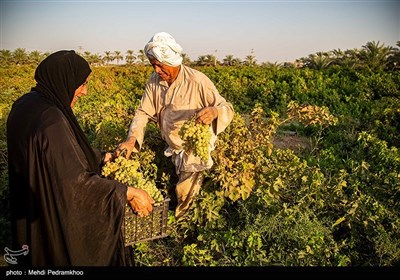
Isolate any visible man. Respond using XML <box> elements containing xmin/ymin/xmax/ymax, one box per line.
<box><xmin>116</xmin><ymin>32</ymin><xmax>234</xmax><ymax>219</ymax></box>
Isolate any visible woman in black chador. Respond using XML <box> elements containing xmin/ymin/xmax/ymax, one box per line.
<box><xmin>7</xmin><ymin>50</ymin><xmax>154</xmax><ymax>266</ymax></box>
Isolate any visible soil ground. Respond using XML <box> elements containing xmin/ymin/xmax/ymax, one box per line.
<box><xmin>272</xmin><ymin>131</ymin><xmax>311</xmax><ymax>152</ymax></box>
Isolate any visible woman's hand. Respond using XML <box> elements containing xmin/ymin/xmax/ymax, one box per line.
<box><xmin>127</xmin><ymin>187</ymin><xmax>155</xmax><ymax>217</ymax></box>
<box><xmin>102</xmin><ymin>152</ymin><xmax>114</xmax><ymax>164</ymax></box>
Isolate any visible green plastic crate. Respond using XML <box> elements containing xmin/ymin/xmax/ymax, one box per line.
<box><xmin>123</xmin><ymin>198</ymin><xmax>170</xmax><ymax>246</ymax></box>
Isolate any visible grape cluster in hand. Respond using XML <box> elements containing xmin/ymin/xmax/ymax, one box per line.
<box><xmin>179</xmin><ymin>115</ymin><xmax>212</xmax><ymax>163</ymax></box>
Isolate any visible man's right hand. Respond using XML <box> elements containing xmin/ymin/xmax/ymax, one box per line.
<box><xmin>115</xmin><ymin>136</ymin><xmax>136</xmax><ymax>159</ymax></box>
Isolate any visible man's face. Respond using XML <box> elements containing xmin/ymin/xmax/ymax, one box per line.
<box><xmin>149</xmin><ymin>59</ymin><xmax>178</xmax><ymax>84</ymax></box>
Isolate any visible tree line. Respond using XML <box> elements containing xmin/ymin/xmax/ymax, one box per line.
<box><xmin>1</xmin><ymin>40</ymin><xmax>399</xmax><ymax>70</ymax></box>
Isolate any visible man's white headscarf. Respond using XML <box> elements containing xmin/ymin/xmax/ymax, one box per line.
<box><xmin>144</xmin><ymin>32</ymin><xmax>183</xmax><ymax>67</ymax></box>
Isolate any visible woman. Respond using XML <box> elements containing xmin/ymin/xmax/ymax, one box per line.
<box><xmin>7</xmin><ymin>50</ymin><xmax>154</xmax><ymax>266</ymax></box>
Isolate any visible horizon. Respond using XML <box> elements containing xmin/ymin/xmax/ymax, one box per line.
<box><xmin>1</xmin><ymin>0</ymin><xmax>399</xmax><ymax>63</ymax></box>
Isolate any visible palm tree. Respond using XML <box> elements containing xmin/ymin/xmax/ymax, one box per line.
<box><xmin>113</xmin><ymin>51</ymin><xmax>123</xmax><ymax>65</ymax></box>
<box><xmin>0</xmin><ymin>49</ymin><xmax>13</xmax><ymax>65</ymax></box>
<box><xmin>262</xmin><ymin>61</ymin><xmax>283</xmax><ymax>69</ymax></box>
<box><xmin>89</xmin><ymin>54</ymin><xmax>103</xmax><ymax>66</ymax></box>
<box><xmin>223</xmin><ymin>54</ymin><xmax>239</xmax><ymax>66</ymax></box>
<box><xmin>358</xmin><ymin>41</ymin><xmax>393</xmax><ymax>71</ymax></box>
<box><xmin>82</xmin><ymin>51</ymin><xmax>92</xmax><ymax>63</ymax></box>
<box><xmin>243</xmin><ymin>49</ymin><xmax>257</xmax><ymax>66</ymax></box>
<box><xmin>222</xmin><ymin>54</ymin><xmax>235</xmax><ymax>66</ymax></box>
<box><xmin>13</xmin><ymin>48</ymin><xmax>29</xmax><ymax>65</ymax></box>
<box><xmin>302</xmin><ymin>51</ymin><xmax>332</xmax><ymax>70</ymax></box>
<box><xmin>329</xmin><ymin>48</ymin><xmax>344</xmax><ymax>67</ymax></box>
<box><xmin>195</xmin><ymin>55</ymin><xmax>215</xmax><ymax>66</ymax></box>
<box><xmin>103</xmin><ymin>51</ymin><xmax>113</xmax><ymax>65</ymax></box>
<box><xmin>342</xmin><ymin>48</ymin><xmax>362</xmax><ymax>69</ymax></box>
<box><xmin>387</xmin><ymin>41</ymin><xmax>400</xmax><ymax>70</ymax></box>
<box><xmin>28</xmin><ymin>50</ymin><xmax>45</xmax><ymax>64</ymax></box>
<box><xmin>207</xmin><ymin>54</ymin><xmax>218</xmax><ymax>66</ymax></box>
<box><xmin>125</xmin><ymin>50</ymin><xmax>136</xmax><ymax>65</ymax></box>
<box><xmin>182</xmin><ymin>53</ymin><xmax>192</xmax><ymax>66</ymax></box>
<box><xmin>137</xmin><ymin>49</ymin><xmax>148</xmax><ymax>65</ymax></box>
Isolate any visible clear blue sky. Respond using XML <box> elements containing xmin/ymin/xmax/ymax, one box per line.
<box><xmin>1</xmin><ymin>0</ymin><xmax>399</xmax><ymax>63</ymax></box>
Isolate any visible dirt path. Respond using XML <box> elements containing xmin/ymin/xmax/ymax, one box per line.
<box><xmin>273</xmin><ymin>131</ymin><xmax>311</xmax><ymax>152</ymax></box>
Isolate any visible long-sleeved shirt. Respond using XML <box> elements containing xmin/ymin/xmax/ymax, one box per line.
<box><xmin>128</xmin><ymin>64</ymin><xmax>234</xmax><ymax>173</ymax></box>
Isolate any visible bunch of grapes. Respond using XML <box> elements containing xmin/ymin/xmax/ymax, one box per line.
<box><xmin>101</xmin><ymin>156</ymin><xmax>164</xmax><ymax>205</ymax></box>
<box><xmin>179</xmin><ymin>115</ymin><xmax>212</xmax><ymax>163</ymax></box>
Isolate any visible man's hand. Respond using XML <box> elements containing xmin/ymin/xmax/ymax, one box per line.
<box><xmin>196</xmin><ymin>106</ymin><xmax>218</xmax><ymax>125</ymax></box>
<box><xmin>114</xmin><ymin>136</ymin><xmax>136</xmax><ymax>159</ymax></box>
<box><xmin>127</xmin><ymin>187</ymin><xmax>155</xmax><ymax>217</ymax></box>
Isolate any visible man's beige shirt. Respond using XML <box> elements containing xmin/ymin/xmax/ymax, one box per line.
<box><xmin>128</xmin><ymin>65</ymin><xmax>234</xmax><ymax>172</ymax></box>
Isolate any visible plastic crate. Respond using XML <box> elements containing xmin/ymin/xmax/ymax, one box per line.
<box><xmin>123</xmin><ymin>198</ymin><xmax>170</xmax><ymax>246</ymax></box>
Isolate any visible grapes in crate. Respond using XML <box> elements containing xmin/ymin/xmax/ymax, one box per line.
<box><xmin>102</xmin><ymin>155</ymin><xmax>169</xmax><ymax>244</ymax></box>
<box><xmin>101</xmin><ymin>156</ymin><xmax>163</xmax><ymax>205</ymax></box>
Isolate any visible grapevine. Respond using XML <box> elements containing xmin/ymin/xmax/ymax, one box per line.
<box><xmin>179</xmin><ymin>114</ymin><xmax>212</xmax><ymax>162</ymax></box>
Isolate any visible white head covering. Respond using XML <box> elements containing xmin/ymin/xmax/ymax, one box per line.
<box><xmin>144</xmin><ymin>32</ymin><xmax>183</xmax><ymax>67</ymax></box>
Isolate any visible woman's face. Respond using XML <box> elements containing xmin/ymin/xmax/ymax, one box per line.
<box><xmin>71</xmin><ymin>77</ymin><xmax>89</xmax><ymax>108</ymax></box>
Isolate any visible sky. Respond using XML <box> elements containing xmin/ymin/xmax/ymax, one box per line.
<box><xmin>0</xmin><ymin>0</ymin><xmax>399</xmax><ymax>63</ymax></box>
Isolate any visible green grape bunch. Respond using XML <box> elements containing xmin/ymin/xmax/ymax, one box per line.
<box><xmin>101</xmin><ymin>156</ymin><xmax>164</xmax><ymax>205</ymax></box>
<box><xmin>179</xmin><ymin>114</ymin><xmax>212</xmax><ymax>162</ymax></box>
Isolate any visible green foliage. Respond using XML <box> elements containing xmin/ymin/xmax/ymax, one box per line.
<box><xmin>74</xmin><ymin>66</ymin><xmax>153</xmax><ymax>149</ymax></box>
<box><xmin>1</xmin><ymin>64</ymin><xmax>399</xmax><ymax>266</ymax></box>
<box><xmin>0</xmin><ymin>104</ymin><xmax>11</xmax><ymax>250</ymax></box>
